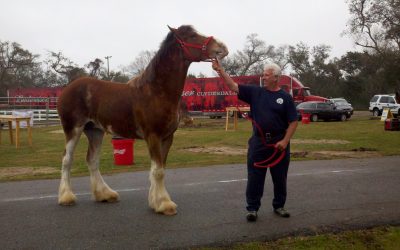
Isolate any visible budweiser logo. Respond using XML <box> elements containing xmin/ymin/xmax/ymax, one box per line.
<box><xmin>113</xmin><ymin>149</ymin><xmax>126</xmax><ymax>155</ymax></box>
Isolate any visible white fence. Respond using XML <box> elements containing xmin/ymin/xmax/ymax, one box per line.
<box><xmin>0</xmin><ymin>96</ymin><xmax>58</xmax><ymax>109</ymax></box>
<box><xmin>0</xmin><ymin>97</ymin><xmax>60</xmax><ymax>126</ymax></box>
<box><xmin>0</xmin><ymin>109</ymin><xmax>59</xmax><ymax>122</ymax></box>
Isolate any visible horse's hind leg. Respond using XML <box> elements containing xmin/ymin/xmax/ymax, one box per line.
<box><xmin>84</xmin><ymin>127</ymin><xmax>119</xmax><ymax>202</ymax></box>
<box><xmin>147</xmin><ymin>134</ymin><xmax>177</xmax><ymax>215</ymax></box>
<box><xmin>58</xmin><ymin>127</ymin><xmax>83</xmax><ymax>205</ymax></box>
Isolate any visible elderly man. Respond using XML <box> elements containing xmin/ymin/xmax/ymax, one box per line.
<box><xmin>212</xmin><ymin>60</ymin><xmax>298</xmax><ymax>222</ymax></box>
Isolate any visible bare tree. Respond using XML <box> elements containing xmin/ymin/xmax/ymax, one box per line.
<box><xmin>272</xmin><ymin>45</ymin><xmax>290</xmax><ymax>70</ymax></box>
<box><xmin>221</xmin><ymin>33</ymin><xmax>273</xmax><ymax>76</ymax></box>
<box><xmin>86</xmin><ymin>58</ymin><xmax>104</xmax><ymax>77</ymax></box>
<box><xmin>45</xmin><ymin>51</ymin><xmax>86</xmax><ymax>83</ymax></box>
<box><xmin>345</xmin><ymin>0</ymin><xmax>400</xmax><ymax>92</ymax></box>
<box><xmin>0</xmin><ymin>41</ymin><xmax>41</xmax><ymax>95</ymax></box>
<box><xmin>346</xmin><ymin>0</ymin><xmax>400</xmax><ymax>54</ymax></box>
<box><xmin>220</xmin><ymin>34</ymin><xmax>289</xmax><ymax>76</ymax></box>
<box><xmin>123</xmin><ymin>50</ymin><xmax>156</xmax><ymax>77</ymax></box>
<box><xmin>311</xmin><ymin>44</ymin><xmax>332</xmax><ymax>77</ymax></box>
<box><xmin>286</xmin><ymin>42</ymin><xmax>341</xmax><ymax>95</ymax></box>
<box><xmin>99</xmin><ymin>69</ymin><xmax>129</xmax><ymax>82</ymax></box>
<box><xmin>287</xmin><ymin>42</ymin><xmax>312</xmax><ymax>77</ymax></box>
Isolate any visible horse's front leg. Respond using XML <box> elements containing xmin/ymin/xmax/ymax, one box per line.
<box><xmin>147</xmin><ymin>134</ymin><xmax>177</xmax><ymax>215</ymax></box>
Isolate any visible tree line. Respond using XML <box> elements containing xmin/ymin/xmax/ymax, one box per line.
<box><xmin>0</xmin><ymin>0</ymin><xmax>399</xmax><ymax>108</ymax></box>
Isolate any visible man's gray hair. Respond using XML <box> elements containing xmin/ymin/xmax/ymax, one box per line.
<box><xmin>264</xmin><ymin>63</ymin><xmax>282</xmax><ymax>77</ymax></box>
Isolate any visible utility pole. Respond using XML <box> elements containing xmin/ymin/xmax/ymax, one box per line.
<box><xmin>105</xmin><ymin>56</ymin><xmax>112</xmax><ymax>79</ymax></box>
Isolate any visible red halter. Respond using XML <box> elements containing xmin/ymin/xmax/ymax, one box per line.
<box><xmin>173</xmin><ymin>35</ymin><xmax>214</xmax><ymax>62</ymax></box>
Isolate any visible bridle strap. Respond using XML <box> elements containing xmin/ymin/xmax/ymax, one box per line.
<box><xmin>174</xmin><ymin>35</ymin><xmax>214</xmax><ymax>62</ymax></box>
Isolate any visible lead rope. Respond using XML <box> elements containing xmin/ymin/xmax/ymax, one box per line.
<box><xmin>235</xmin><ymin>107</ymin><xmax>286</xmax><ymax>168</ymax></box>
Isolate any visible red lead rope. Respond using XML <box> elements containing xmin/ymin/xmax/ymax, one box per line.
<box><xmin>235</xmin><ymin>107</ymin><xmax>286</xmax><ymax>168</ymax></box>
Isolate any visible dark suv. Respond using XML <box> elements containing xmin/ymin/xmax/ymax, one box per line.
<box><xmin>296</xmin><ymin>101</ymin><xmax>350</xmax><ymax>122</ymax></box>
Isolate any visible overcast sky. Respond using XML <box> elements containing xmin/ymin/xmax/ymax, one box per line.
<box><xmin>1</xmin><ymin>0</ymin><xmax>356</xmax><ymax>76</ymax></box>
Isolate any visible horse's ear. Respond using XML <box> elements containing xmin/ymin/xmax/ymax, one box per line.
<box><xmin>167</xmin><ymin>25</ymin><xmax>177</xmax><ymax>33</ymax></box>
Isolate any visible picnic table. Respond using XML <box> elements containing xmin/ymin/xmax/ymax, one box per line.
<box><xmin>225</xmin><ymin>106</ymin><xmax>250</xmax><ymax>131</ymax></box>
<box><xmin>0</xmin><ymin>115</ymin><xmax>32</xmax><ymax>148</ymax></box>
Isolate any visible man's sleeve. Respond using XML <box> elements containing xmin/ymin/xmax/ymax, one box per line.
<box><xmin>286</xmin><ymin>96</ymin><xmax>298</xmax><ymax>122</ymax></box>
<box><xmin>237</xmin><ymin>85</ymin><xmax>253</xmax><ymax>104</ymax></box>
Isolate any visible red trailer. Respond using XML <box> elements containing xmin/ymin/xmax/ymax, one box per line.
<box><xmin>7</xmin><ymin>87</ymin><xmax>63</xmax><ymax>109</ymax></box>
<box><xmin>182</xmin><ymin>75</ymin><xmax>327</xmax><ymax>118</ymax></box>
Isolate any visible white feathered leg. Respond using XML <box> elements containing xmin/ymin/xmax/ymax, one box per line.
<box><xmin>147</xmin><ymin>134</ymin><xmax>177</xmax><ymax>215</ymax></box>
<box><xmin>84</xmin><ymin>128</ymin><xmax>119</xmax><ymax>202</ymax></box>
<box><xmin>58</xmin><ymin>128</ymin><xmax>82</xmax><ymax>205</ymax></box>
<box><xmin>148</xmin><ymin>160</ymin><xmax>177</xmax><ymax>215</ymax></box>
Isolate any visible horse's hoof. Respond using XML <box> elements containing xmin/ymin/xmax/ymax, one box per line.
<box><xmin>94</xmin><ymin>190</ymin><xmax>120</xmax><ymax>203</ymax></box>
<box><xmin>158</xmin><ymin>201</ymin><xmax>177</xmax><ymax>216</ymax></box>
<box><xmin>163</xmin><ymin>208</ymin><xmax>177</xmax><ymax>216</ymax></box>
<box><xmin>58</xmin><ymin>192</ymin><xmax>77</xmax><ymax>206</ymax></box>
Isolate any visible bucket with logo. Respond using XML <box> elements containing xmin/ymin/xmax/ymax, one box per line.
<box><xmin>111</xmin><ymin>137</ymin><xmax>135</xmax><ymax>165</ymax></box>
<box><xmin>300</xmin><ymin>110</ymin><xmax>310</xmax><ymax>124</ymax></box>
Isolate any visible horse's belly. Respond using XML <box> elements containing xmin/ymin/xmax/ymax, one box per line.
<box><xmin>92</xmin><ymin>108</ymin><xmax>142</xmax><ymax>139</ymax></box>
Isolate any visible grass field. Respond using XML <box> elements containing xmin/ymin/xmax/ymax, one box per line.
<box><xmin>198</xmin><ymin>226</ymin><xmax>400</xmax><ymax>250</ymax></box>
<box><xmin>0</xmin><ymin>111</ymin><xmax>399</xmax><ymax>181</ymax></box>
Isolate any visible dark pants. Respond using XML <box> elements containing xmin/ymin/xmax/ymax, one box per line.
<box><xmin>246</xmin><ymin>136</ymin><xmax>290</xmax><ymax>212</ymax></box>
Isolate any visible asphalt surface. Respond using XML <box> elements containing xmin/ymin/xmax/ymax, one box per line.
<box><xmin>1</xmin><ymin>156</ymin><xmax>400</xmax><ymax>249</ymax></box>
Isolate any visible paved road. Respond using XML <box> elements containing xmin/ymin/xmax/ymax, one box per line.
<box><xmin>1</xmin><ymin>156</ymin><xmax>399</xmax><ymax>249</ymax></box>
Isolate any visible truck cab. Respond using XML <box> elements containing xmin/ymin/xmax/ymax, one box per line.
<box><xmin>277</xmin><ymin>75</ymin><xmax>327</xmax><ymax>105</ymax></box>
<box><xmin>292</xmin><ymin>87</ymin><xmax>327</xmax><ymax>104</ymax></box>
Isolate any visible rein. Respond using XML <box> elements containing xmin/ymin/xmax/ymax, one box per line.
<box><xmin>173</xmin><ymin>34</ymin><xmax>214</xmax><ymax>62</ymax></box>
<box><xmin>235</xmin><ymin>107</ymin><xmax>286</xmax><ymax>168</ymax></box>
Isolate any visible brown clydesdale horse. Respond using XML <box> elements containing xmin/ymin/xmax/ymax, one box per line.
<box><xmin>57</xmin><ymin>25</ymin><xmax>228</xmax><ymax>215</ymax></box>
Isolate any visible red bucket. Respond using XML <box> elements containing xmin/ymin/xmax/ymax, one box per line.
<box><xmin>385</xmin><ymin>118</ymin><xmax>400</xmax><ymax>131</ymax></box>
<box><xmin>111</xmin><ymin>139</ymin><xmax>135</xmax><ymax>165</ymax></box>
<box><xmin>301</xmin><ymin>113</ymin><xmax>310</xmax><ymax>124</ymax></box>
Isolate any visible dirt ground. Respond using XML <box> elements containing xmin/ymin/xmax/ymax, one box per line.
<box><xmin>0</xmin><ymin>167</ymin><xmax>58</xmax><ymax>179</ymax></box>
<box><xmin>182</xmin><ymin>139</ymin><xmax>381</xmax><ymax>159</ymax></box>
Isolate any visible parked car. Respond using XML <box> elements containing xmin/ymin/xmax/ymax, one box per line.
<box><xmin>369</xmin><ymin>94</ymin><xmax>400</xmax><ymax>117</ymax></box>
<box><xmin>296</xmin><ymin>101</ymin><xmax>350</xmax><ymax>122</ymax></box>
<box><xmin>328</xmin><ymin>98</ymin><xmax>354</xmax><ymax>118</ymax></box>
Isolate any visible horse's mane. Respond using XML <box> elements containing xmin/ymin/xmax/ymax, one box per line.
<box><xmin>156</xmin><ymin>25</ymin><xmax>196</xmax><ymax>60</ymax></box>
<box><xmin>129</xmin><ymin>25</ymin><xmax>195</xmax><ymax>86</ymax></box>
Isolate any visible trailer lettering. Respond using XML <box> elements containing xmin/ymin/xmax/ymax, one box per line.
<box><xmin>196</xmin><ymin>91</ymin><xmax>235</xmax><ymax>96</ymax></box>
